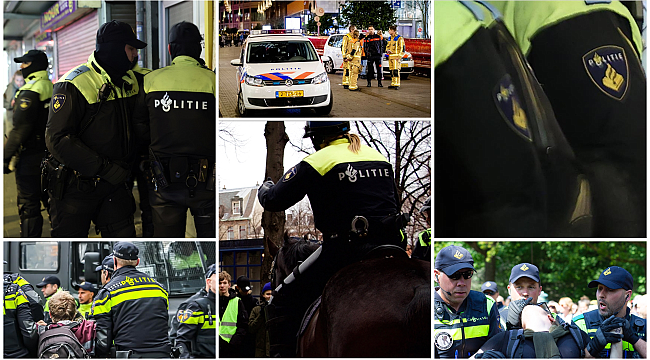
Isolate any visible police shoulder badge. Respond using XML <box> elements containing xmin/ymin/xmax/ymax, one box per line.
<box><xmin>19</xmin><ymin>98</ymin><xmax>31</xmax><ymax>111</ymax></box>
<box><xmin>52</xmin><ymin>94</ymin><xmax>66</xmax><ymax>113</ymax></box>
<box><xmin>582</xmin><ymin>45</ymin><xmax>628</xmax><ymax>100</ymax></box>
<box><xmin>182</xmin><ymin>309</ymin><xmax>193</xmax><ymax>322</ymax></box>
<box><xmin>282</xmin><ymin>166</ymin><xmax>298</xmax><ymax>182</ymax></box>
<box><xmin>494</xmin><ymin>75</ymin><xmax>531</xmax><ymax>141</ymax></box>
<box><xmin>176</xmin><ymin>309</ymin><xmax>185</xmax><ymax>322</ymax></box>
<box><xmin>435</xmin><ymin>330</ymin><xmax>454</xmax><ymax>351</ymax></box>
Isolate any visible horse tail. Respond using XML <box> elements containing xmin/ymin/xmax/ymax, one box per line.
<box><xmin>405</xmin><ymin>283</ymin><xmax>431</xmax><ymax>356</ymax></box>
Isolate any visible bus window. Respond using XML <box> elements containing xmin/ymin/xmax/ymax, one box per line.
<box><xmin>20</xmin><ymin>242</ymin><xmax>59</xmax><ymax>271</ymax></box>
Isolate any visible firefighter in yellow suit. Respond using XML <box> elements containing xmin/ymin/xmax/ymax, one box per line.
<box><xmin>386</xmin><ymin>25</ymin><xmax>405</xmax><ymax>89</ymax></box>
<box><xmin>341</xmin><ymin>25</ymin><xmax>356</xmax><ymax>89</ymax></box>
<box><xmin>345</xmin><ymin>31</ymin><xmax>363</xmax><ymax>91</ymax></box>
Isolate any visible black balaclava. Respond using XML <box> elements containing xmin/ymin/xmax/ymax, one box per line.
<box><xmin>95</xmin><ymin>41</ymin><xmax>132</xmax><ymax>83</ymax></box>
<box><xmin>20</xmin><ymin>55</ymin><xmax>48</xmax><ymax>78</ymax></box>
<box><xmin>168</xmin><ymin>21</ymin><xmax>203</xmax><ymax>62</ymax></box>
<box><xmin>169</xmin><ymin>42</ymin><xmax>202</xmax><ymax>62</ymax></box>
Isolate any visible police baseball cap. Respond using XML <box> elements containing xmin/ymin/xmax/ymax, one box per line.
<box><xmin>36</xmin><ymin>275</ymin><xmax>61</xmax><ymax>288</ymax></box>
<box><xmin>14</xmin><ymin>49</ymin><xmax>47</xmax><ymax>64</ymax></box>
<box><xmin>205</xmin><ymin>264</ymin><xmax>216</xmax><ymax>279</ymax></box>
<box><xmin>113</xmin><ymin>241</ymin><xmax>139</xmax><ymax>260</ymax></box>
<box><xmin>74</xmin><ymin>282</ymin><xmax>98</xmax><ymax>293</ymax></box>
<box><xmin>434</xmin><ymin>245</ymin><xmax>475</xmax><ymax>275</ymax></box>
<box><xmin>236</xmin><ymin>276</ymin><xmax>251</xmax><ymax>291</ymax></box>
<box><xmin>481</xmin><ymin>281</ymin><xmax>498</xmax><ymax>293</ymax></box>
<box><xmin>97</xmin><ymin>20</ymin><xmax>147</xmax><ymax>49</ymax></box>
<box><xmin>588</xmin><ymin>266</ymin><xmax>634</xmax><ymax>291</ymax></box>
<box><xmin>169</xmin><ymin>21</ymin><xmax>202</xmax><ymax>43</ymax></box>
<box><xmin>95</xmin><ymin>255</ymin><xmax>115</xmax><ymax>272</ymax></box>
<box><xmin>509</xmin><ymin>263</ymin><xmax>540</xmax><ymax>284</ymax></box>
<box><xmin>303</xmin><ymin>121</ymin><xmax>350</xmax><ymax>138</ymax></box>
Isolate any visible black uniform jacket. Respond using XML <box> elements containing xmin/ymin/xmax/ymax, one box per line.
<box><xmin>177</xmin><ymin>290</ymin><xmax>216</xmax><ymax>358</ymax></box>
<box><xmin>169</xmin><ymin>287</ymin><xmax>207</xmax><ymax>346</ymax></box>
<box><xmin>46</xmin><ymin>52</ymin><xmax>139</xmax><ymax>176</ymax></box>
<box><xmin>364</xmin><ymin>34</ymin><xmax>384</xmax><ymax>57</ymax></box>
<box><xmin>4</xmin><ymin>280</ymin><xmax>38</xmax><ymax>358</ymax></box>
<box><xmin>91</xmin><ymin>266</ymin><xmax>171</xmax><ymax>356</ymax></box>
<box><xmin>4</xmin><ymin>273</ymin><xmax>44</xmax><ymax>322</ymax></box>
<box><xmin>258</xmin><ymin>138</ymin><xmax>400</xmax><ymax>237</ymax></box>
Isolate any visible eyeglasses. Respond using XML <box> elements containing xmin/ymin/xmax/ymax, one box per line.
<box><xmin>448</xmin><ymin>270</ymin><xmax>474</xmax><ymax>280</ymax></box>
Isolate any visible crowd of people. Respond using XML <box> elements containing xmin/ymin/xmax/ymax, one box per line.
<box><xmin>4</xmin><ymin>241</ymin><xmax>216</xmax><ymax>358</ymax></box>
<box><xmin>434</xmin><ymin>244</ymin><xmax>647</xmax><ymax>358</ymax></box>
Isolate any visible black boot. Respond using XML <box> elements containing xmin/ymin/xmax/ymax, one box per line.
<box><xmin>367</xmin><ymin>81</ymin><xmax>372</xmax><ymax>87</ymax></box>
<box><xmin>378</xmin><ymin>80</ymin><xmax>383</xmax><ymax>87</ymax></box>
<box><xmin>20</xmin><ymin>216</ymin><xmax>43</xmax><ymax>238</ymax></box>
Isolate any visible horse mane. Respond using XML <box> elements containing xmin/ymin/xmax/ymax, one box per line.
<box><xmin>279</xmin><ymin>233</ymin><xmax>320</xmax><ymax>275</ymax></box>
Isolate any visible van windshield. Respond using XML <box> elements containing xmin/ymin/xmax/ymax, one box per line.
<box><xmin>247</xmin><ymin>41</ymin><xmax>319</xmax><ymax>63</ymax></box>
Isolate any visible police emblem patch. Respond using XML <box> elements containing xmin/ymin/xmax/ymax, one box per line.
<box><xmin>177</xmin><ymin>310</ymin><xmax>185</xmax><ymax>322</ymax></box>
<box><xmin>494</xmin><ymin>75</ymin><xmax>531</xmax><ymax>141</ymax></box>
<box><xmin>19</xmin><ymin>98</ymin><xmax>31</xmax><ymax>111</ymax></box>
<box><xmin>583</xmin><ymin>45</ymin><xmax>628</xmax><ymax>100</ymax></box>
<box><xmin>435</xmin><ymin>330</ymin><xmax>453</xmax><ymax>351</ymax></box>
<box><xmin>182</xmin><ymin>309</ymin><xmax>193</xmax><ymax>322</ymax></box>
<box><xmin>52</xmin><ymin>94</ymin><xmax>66</xmax><ymax>113</ymax></box>
<box><xmin>282</xmin><ymin>166</ymin><xmax>298</xmax><ymax>182</ymax></box>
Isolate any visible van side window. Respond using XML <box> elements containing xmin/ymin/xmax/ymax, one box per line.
<box><xmin>20</xmin><ymin>242</ymin><xmax>59</xmax><ymax>271</ymax></box>
<box><xmin>328</xmin><ymin>35</ymin><xmax>343</xmax><ymax>48</ymax></box>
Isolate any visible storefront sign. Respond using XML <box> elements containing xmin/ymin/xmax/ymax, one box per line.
<box><xmin>35</xmin><ymin>31</ymin><xmax>53</xmax><ymax>43</ymax></box>
<box><xmin>41</xmin><ymin>0</ymin><xmax>77</xmax><ymax>30</ymax></box>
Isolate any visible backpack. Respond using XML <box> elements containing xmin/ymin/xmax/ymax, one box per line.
<box><xmin>38</xmin><ymin>322</ymin><xmax>90</xmax><ymax>359</ymax></box>
<box><xmin>505</xmin><ymin>321</ymin><xmax>586</xmax><ymax>359</ymax></box>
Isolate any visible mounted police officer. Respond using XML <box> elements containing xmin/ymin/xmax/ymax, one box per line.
<box><xmin>4</xmin><ymin>275</ymin><xmax>38</xmax><ymax>357</ymax></box>
<box><xmin>572</xmin><ymin>266</ymin><xmax>647</xmax><ymax>358</ymax></box>
<box><xmin>45</xmin><ymin>20</ymin><xmax>146</xmax><ymax>237</ymax></box>
<box><xmin>176</xmin><ymin>264</ymin><xmax>216</xmax><ymax>358</ymax></box>
<box><xmin>4</xmin><ymin>49</ymin><xmax>53</xmax><ymax>237</ymax></box>
<box><xmin>258</xmin><ymin>121</ymin><xmax>407</xmax><ymax>356</ymax></box>
<box><xmin>91</xmin><ymin>242</ymin><xmax>171</xmax><ymax>358</ymax></box>
<box><xmin>434</xmin><ymin>245</ymin><xmax>502</xmax><ymax>358</ymax></box>
<box><xmin>133</xmin><ymin>21</ymin><xmax>216</xmax><ymax>238</ymax></box>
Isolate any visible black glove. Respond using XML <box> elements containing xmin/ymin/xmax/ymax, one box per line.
<box><xmin>4</xmin><ymin>161</ymin><xmax>11</xmax><ymax>174</ymax></box>
<box><xmin>622</xmin><ymin>318</ymin><xmax>641</xmax><ymax>345</ymax></box>
<box><xmin>586</xmin><ymin>315</ymin><xmax>626</xmax><ymax>356</ymax></box>
<box><xmin>99</xmin><ymin>161</ymin><xmax>129</xmax><ymax>185</ymax></box>
<box><xmin>506</xmin><ymin>297</ymin><xmax>533</xmax><ymax>330</ymax></box>
<box><xmin>260</xmin><ymin>177</ymin><xmax>274</xmax><ymax>191</ymax></box>
<box><xmin>475</xmin><ymin>350</ymin><xmax>506</xmax><ymax>359</ymax></box>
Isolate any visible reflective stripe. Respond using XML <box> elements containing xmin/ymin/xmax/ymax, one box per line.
<box><xmin>221</xmin><ymin>334</ymin><xmax>233</xmax><ymax>339</ymax></box>
<box><xmin>303</xmin><ymin>139</ymin><xmax>389</xmax><ymax>176</ymax></box>
<box><xmin>219</xmin><ymin>298</ymin><xmax>239</xmax><ymax>343</ymax></box>
<box><xmin>434</xmin><ymin>324</ymin><xmax>490</xmax><ymax>340</ymax></box>
<box><xmin>92</xmin><ymin>288</ymin><xmax>169</xmax><ymax>315</ymax></box>
<box><xmin>220</xmin><ymin>322</ymin><xmax>237</xmax><ymax>326</ymax></box>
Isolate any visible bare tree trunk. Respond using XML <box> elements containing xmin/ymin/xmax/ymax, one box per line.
<box><xmin>261</xmin><ymin>121</ymin><xmax>290</xmax><ymax>284</ymax></box>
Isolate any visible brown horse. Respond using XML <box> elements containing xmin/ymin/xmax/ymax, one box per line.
<box><xmin>270</xmin><ymin>235</ymin><xmax>431</xmax><ymax>357</ymax></box>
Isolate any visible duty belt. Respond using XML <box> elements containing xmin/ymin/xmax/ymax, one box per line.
<box><xmin>159</xmin><ymin>157</ymin><xmax>215</xmax><ymax>197</ymax></box>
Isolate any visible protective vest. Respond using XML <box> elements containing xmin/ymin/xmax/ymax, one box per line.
<box><xmin>573</xmin><ymin>309</ymin><xmax>646</xmax><ymax>358</ymax></box>
<box><xmin>219</xmin><ymin>297</ymin><xmax>239</xmax><ymax>343</ymax></box>
<box><xmin>489</xmin><ymin>0</ymin><xmax>643</xmax><ymax>57</ymax></box>
<box><xmin>16</xmin><ymin>70</ymin><xmax>53</xmax><ymax>102</ymax></box>
<box><xmin>4</xmin><ymin>281</ymin><xmax>32</xmax><ymax>358</ymax></box>
<box><xmin>78</xmin><ymin>302</ymin><xmax>92</xmax><ymax>318</ymax></box>
<box><xmin>434</xmin><ymin>290</ymin><xmax>496</xmax><ymax>358</ymax></box>
<box><xmin>44</xmin><ymin>287</ymin><xmax>63</xmax><ymax>314</ymax></box>
<box><xmin>173</xmin><ymin>252</ymin><xmax>207</xmax><ymax>270</ymax></box>
<box><xmin>505</xmin><ymin>322</ymin><xmax>586</xmax><ymax>358</ymax></box>
<box><xmin>178</xmin><ymin>293</ymin><xmax>216</xmax><ymax>357</ymax></box>
<box><xmin>387</xmin><ymin>34</ymin><xmax>405</xmax><ymax>58</ymax></box>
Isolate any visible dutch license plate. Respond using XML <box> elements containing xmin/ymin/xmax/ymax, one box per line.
<box><xmin>401</xmin><ymin>63</ymin><xmax>409</xmax><ymax>67</ymax></box>
<box><xmin>276</xmin><ymin>90</ymin><xmax>304</xmax><ymax>98</ymax></box>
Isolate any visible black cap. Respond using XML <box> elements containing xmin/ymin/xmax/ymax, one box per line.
<box><xmin>481</xmin><ymin>281</ymin><xmax>498</xmax><ymax>293</ymax></box>
<box><xmin>509</xmin><ymin>263</ymin><xmax>540</xmax><ymax>284</ymax></box>
<box><xmin>588</xmin><ymin>266</ymin><xmax>634</xmax><ymax>291</ymax></box>
<box><xmin>36</xmin><ymin>275</ymin><xmax>61</xmax><ymax>288</ymax></box>
<box><xmin>303</xmin><ymin>121</ymin><xmax>351</xmax><ymax>138</ymax></box>
<box><xmin>236</xmin><ymin>276</ymin><xmax>251</xmax><ymax>291</ymax></box>
<box><xmin>113</xmin><ymin>242</ymin><xmax>139</xmax><ymax>260</ymax></box>
<box><xmin>169</xmin><ymin>21</ymin><xmax>202</xmax><ymax>43</ymax></box>
<box><xmin>95</xmin><ymin>255</ymin><xmax>115</xmax><ymax>272</ymax></box>
<box><xmin>74</xmin><ymin>282</ymin><xmax>98</xmax><ymax>293</ymax></box>
<box><xmin>97</xmin><ymin>20</ymin><xmax>147</xmax><ymax>49</ymax></box>
<box><xmin>206</xmin><ymin>264</ymin><xmax>216</xmax><ymax>279</ymax></box>
<box><xmin>14</xmin><ymin>49</ymin><xmax>48</xmax><ymax>64</ymax></box>
<box><xmin>434</xmin><ymin>245</ymin><xmax>474</xmax><ymax>275</ymax></box>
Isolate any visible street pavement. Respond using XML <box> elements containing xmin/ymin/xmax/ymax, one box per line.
<box><xmin>219</xmin><ymin>44</ymin><xmax>431</xmax><ymax>118</ymax></box>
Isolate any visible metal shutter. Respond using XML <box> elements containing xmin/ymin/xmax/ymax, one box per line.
<box><xmin>168</xmin><ymin>1</ymin><xmax>193</xmax><ymax>32</ymax></box>
<box><xmin>56</xmin><ymin>10</ymin><xmax>99</xmax><ymax>79</ymax></box>
<box><xmin>109</xmin><ymin>2</ymin><xmax>136</xmax><ymax>27</ymax></box>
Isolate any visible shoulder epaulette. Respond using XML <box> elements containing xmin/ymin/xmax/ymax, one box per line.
<box><xmin>65</xmin><ymin>65</ymin><xmax>91</xmax><ymax>81</ymax></box>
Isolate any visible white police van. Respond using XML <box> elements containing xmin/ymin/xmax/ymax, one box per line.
<box><xmin>231</xmin><ymin>30</ymin><xmax>332</xmax><ymax>116</ymax></box>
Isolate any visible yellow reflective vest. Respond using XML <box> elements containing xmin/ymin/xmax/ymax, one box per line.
<box><xmin>219</xmin><ymin>297</ymin><xmax>239</xmax><ymax>343</ymax></box>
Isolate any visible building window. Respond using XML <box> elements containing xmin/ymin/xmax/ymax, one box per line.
<box><xmin>240</xmin><ymin>225</ymin><xmax>247</xmax><ymax>239</ymax></box>
<box><xmin>228</xmin><ymin>226</ymin><xmax>234</xmax><ymax>240</ymax></box>
<box><xmin>233</xmin><ymin>201</ymin><xmax>241</xmax><ymax>215</ymax></box>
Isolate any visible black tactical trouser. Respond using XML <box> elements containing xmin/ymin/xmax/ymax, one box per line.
<box><xmin>49</xmin><ymin>178</ymin><xmax>136</xmax><ymax>237</ymax></box>
<box><xmin>128</xmin><ymin>160</ymin><xmax>154</xmax><ymax>237</ymax></box>
<box><xmin>149</xmin><ymin>182</ymin><xmax>215</xmax><ymax>238</ymax></box>
<box><xmin>366</xmin><ymin>56</ymin><xmax>383</xmax><ymax>83</ymax></box>
<box><xmin>15</xmin><ymin>149</ymin><xmax>47</xmax><ymax>237</ymax></box>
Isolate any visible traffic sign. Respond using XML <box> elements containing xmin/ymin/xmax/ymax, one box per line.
<box><xmin>316</xmin><ymin>7</ymin><xmax>325</xmax><ymax>16</ymax></box>
<box><xmin>314</xmin><ymin>16</ymin><xmax>320</xmax><ymax>22</ymax></box>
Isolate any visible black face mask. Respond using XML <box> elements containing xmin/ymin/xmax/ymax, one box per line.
<box><xmin>95</xmin><ymin>42</ymin><xmax>132</xmax><ymax>81</ymax></box>
<box><xmin>20</xmin><ymin>56</ymin><xmax>48</xmax><ymax>78</ymax></box>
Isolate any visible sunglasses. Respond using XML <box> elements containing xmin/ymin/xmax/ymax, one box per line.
<box><xmin>483</xmin><ymin>290</ymin><xmax>495</xmax><ymax>296</ymax></box>
<box><xmin>448</xmin><ymin>270</ymin><xmax>474</xmax><ymax>280</ymax></box>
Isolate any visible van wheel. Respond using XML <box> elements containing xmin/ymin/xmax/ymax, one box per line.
<box><xmin>236</xmin><ymin>92</ymin><xmax>252</xmax><ymax>117</ymax></box>
<box><xmin>315</xmin><ymin>91</ymin><xmax>333</xmax><ymax>116</ymax></box>
<box><xmin>324</xmin><ymin>60</ymin><xmax>335</xmax><ymax>74</ymax></box>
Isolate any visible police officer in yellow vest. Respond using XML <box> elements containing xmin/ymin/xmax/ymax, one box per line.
<box><xmin>386</xmin><ymin>26</ymin><xmax>405</xmax><ymax>89</ymax></box>
<box><xmin>434</xmin><ymin>245</ymin><xmax>502</xmax><ymax>358</ymax></box>
<box><xmin>36</xmin><ymin>275</ymin><xmax>63</xmax><ymax>323</ymax></box>
<box><xmin>133</xmin><ymin>21</ymin><xmax>216</xmax><ymax>238</ymax></box>
<box><xmin>489</xmin><ymin>1</ymin><xmax>646</xmax><ymax>237</ymax></box>
<box><xmin>45</xmin><ymin>21</ymin><xmax>146</xmax><ymax>237</ymax></box>
<box><xmin>341</xmin><ymin>25</ymin><xmax>356</xmax><ymax>89</ymax></box>
<box><xmin>73</xmin><ymin>281</ymin><xmax>97</xmax><ymax>319</ymax></box>
<box><xmin>435</xmin><ymin>1</ymin><xmax>592</xmax><ymax>237</ymax></box>
<box><xmin>177</xmin><ymin>264</ymin><xmax>217</xmax><ymax>358</ymax></box>
<box><xmin>4</xmin><ymin>271</ymin><xmax>44</xmax><ymax>322</ymax></box>
<box><xmin>4</xmin><ymin>50</ymin><xmax>53</xmax><ymax>237</ymax></box>
<box><xmin>218</xmin><ymin>271</ymin><xmax>248</xmax><ymax>358</ymax></box>
<box><xmin>572</xmin><ymin>266</ymin><xmax>647</xmax><ymax>358</ymax></box>
<box><xmin>4</xmin><ymin>277</ymin><xmax>38</xmax><ymax>357</ymax></box>
<box><xmin>412</xmin><ymin>197</ymin><xmax>430</xmax><ymax>261</ymax></box>
<box><xmin>344</xmin><ymin>30</ymin><xmax>363</xmax><ymax>91</ymax></box>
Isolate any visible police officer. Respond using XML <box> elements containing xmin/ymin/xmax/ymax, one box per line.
<box><xmin>36</xmin><ymin>275</ymin><xmax>62</xmax><ymax>323</ymax></box>
<box><xmin>490</xmin><ymin>1</ymin><xmax>646</xmax><ymax>237</ymax></box>
<box><xmin>92</xmin><ymin>242</ymin><xmax>171</xmax><ymax>358</ymax></box>
<box><xmin>4</xmin><ymin>50</ymin><xmax>53</xmax><ymax>237</ymax></box>
<box><xmin>499</xmin><ymin>263</ymin><xmax>544</xmax><ymax>330</ymax></box>
<box><xmin>4</xmin><ymin>276</ymin><xmax>38</xmax><ymax>357</ymax></box>
<box><xmin>341</xmin><ymin>25</ymin><xmax>356</xmax><ymax>89</ymax></box>
<box><xmin>411</xmin><ymin>197</ymin><xmax>431</xmax><ymax>261</ymax></box>
<box><xmin>481</xmin><ymin>281</ymin><xmax>502</xmax><ymax>309</ymax></box>
<box><xmin>3</xmin><ymin>271</ymin><xmax>44</xmax><ymax>322</ymax></box>
<box><xmin>386</xmin><ymin>26</ymin><xmax>405</xmax><ymax>89</ymax></box>
<box><xmin>169</xmin><ymin>264</ymin><xmax>212</xmax><ymax>347</ymax></box>
<box><xmin>176</xmin><ymin>264</ymin><xmax>216</xmax><ymax>358</ymax></box>
<box><xmin>73</xmin><ymin>281</ymin><xmax>97</xmax><ymax>319</ymax></box>
<box><xmin>95</xmin><ymin>254</ymin><xmax>115</xmax><ymax>286</ymax></box>
<box><xmin>258</xmin><ymin>121</ymin><xmax>406</xmax><ymax>356</ymax></box>
<box><xmin>434</xmin><ymin>245</ymin><xmax>501</xmax><ymax>358</ymax></box>
<box><xmin>344</xmin><ymin>30</ymin><xmax>363</xmax><ymax>91</ymax></box>
<box><xmin>45</xmin><ymin>20</ymin><xmax>146</xmax><ymax>237</ymax></box>
<box><xmin>434</xmin><ymin>1</ymin><xmax>592</xmax><ymax>237</ymax></box>
<box><xmin>133</xmin><ymin>21</ymin><xmax>215</xmax><ymax>238</ymax></box>
<box><xmin>572</xmin><ymin>266</ymin><xmax>647</xmax><ymax>358</ymax></box>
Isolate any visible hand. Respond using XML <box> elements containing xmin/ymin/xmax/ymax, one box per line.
<box><xmin>99</xmin><ymin>161</ymin><xmax>129</xmax><ymax>185</ymax></box>
<box><xmin>37</xmin><ymin>320</ymin><xmax>47</xmax><ymax>326</ymax></box>
<box><xmin>586</xmin><ymin>315</ymin><xmax>625</xmax><ymax>355</ymax></box>
<box><xmin>4</xmin><ymin>161</ymin><xmax>11</xmax><ymax>174</ymax></box>
<box><xmin>621</xmin><ymin>318</ymin><xmax>641</xmax><ymax>345</ymax></box>
<box><xmin>506</xmin><ymin>297</ymin><xmax>533</xmax><ymax>330</ymax></box>
<box><xmin>475</xmin><ymin>350</ymin><xmax>506</xmax><ymax>359</ymax></box>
